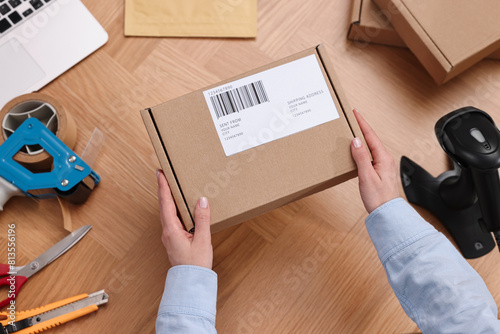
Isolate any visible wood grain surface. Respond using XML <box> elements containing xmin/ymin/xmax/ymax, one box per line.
<box><xmin>1</xmin><ymin>0</ymin><xmax>500</xmax><ymax>333</ymax></box>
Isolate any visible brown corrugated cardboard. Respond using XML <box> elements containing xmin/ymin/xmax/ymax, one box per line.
<box><xmin>370</xmin><ymin>0</ymin><xmax>500</xmax><ymax>84</ymax></box>
<box><xmin>348</xmin><ymin>0</ymin><xmax>405</xmax><ymax>47</ymax></box>
<box><xmin>141</xmin><ymin>45</ymin><xmax>363</xmax><ymax>233</ymax></box>
<box><xmin>347</xmin><ymin>0</ymin><xmax>500</xmax><ymax>60</ymax></box>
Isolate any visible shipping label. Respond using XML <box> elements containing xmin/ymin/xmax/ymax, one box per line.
<box><xmin>203</xmin><ymin>54</ymin><xmax>340</xmax><ymax>156</ymax></box>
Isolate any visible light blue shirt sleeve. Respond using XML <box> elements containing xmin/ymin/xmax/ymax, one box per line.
<box><xmin>156</xmin><ymin>265</ymin><xmax>218</xmax><ymax>334</ymax></box>
<box><xmin>366</xmin><ymin>198</ymin><xmax>500</xmax><ymax>333</ymax></box>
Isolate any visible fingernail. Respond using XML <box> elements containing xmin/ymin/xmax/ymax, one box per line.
<box><xmin>199</xmin><ymin>197</ymin><xmax>208</xmax><ymax>209</ymax></box>
<box><xmin>353</xmin><ymin>108</ymin><xmax>359</xmax><ymax>114</ymax></box>
<box><xmin>353</xmin><ymin>137</ymin><xmax>362</xmax><ymax>148</ymax></box>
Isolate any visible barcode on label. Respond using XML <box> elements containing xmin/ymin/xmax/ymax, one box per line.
<box><xmin>210</xmin><ymin>80</ymin><xmax>269</xmax><ymax>119</ymax></box>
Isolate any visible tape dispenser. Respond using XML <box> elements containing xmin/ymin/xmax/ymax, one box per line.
<box><xmin>0</xmin><ymin>118</ymin><xmax>100</xmax><ymax>210</ymax></box>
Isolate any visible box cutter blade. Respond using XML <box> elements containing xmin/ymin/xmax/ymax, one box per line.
<box><xmin>0</xmin><ymin>290</ymin><xmax>108</xmax><ymax>334</ymax></box>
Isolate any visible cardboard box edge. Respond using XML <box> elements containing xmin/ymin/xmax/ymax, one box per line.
<box><xmin>442</xmin><ymin>40</ymin><xmax>500</xmax><ymax>83</ymax></box>
<box><xmin>373</xmin><ymin>0</ymin><xmax>450</xmax><ymax>84</ymax></box>
<box><xmin>210</xmin><ymin>169</ymin><xmax>358</xmax><ymax>233</ymax></box>
<box><xmin>348</xmin><ymin>0</ymin><xmax>407</xmax><ymax>48</ymax></box>
<box><xmin>347</xmin><ymin>0</ymin><xmax>362</xmax><ymax>40</ymax></box>
<box><xmin>140</xmin><ymin>108</ymin><xmax>195</xmax><ymax>232</ymax></box>
<box><xmin>316</xmin><ymin>44</ymin><xmax>364</xmax><ymax>144</ymax></box>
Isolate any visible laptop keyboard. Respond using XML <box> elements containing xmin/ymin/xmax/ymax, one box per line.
<box><xmin>0</xmin><ymin>0</ymin><xmax>52</xmax><ymax>35</ymax></box>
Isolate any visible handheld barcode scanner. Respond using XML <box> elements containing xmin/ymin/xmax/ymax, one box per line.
<box><xmin>401</xmin><ymin>107</ymin><xmax>500</xmax><ymax>259</ymax></box>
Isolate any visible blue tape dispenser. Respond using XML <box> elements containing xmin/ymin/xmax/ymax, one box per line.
<box><xmin>0</xmin><ymin>118</ymin><xmax>100</xmax><ymax>210</ymax></box>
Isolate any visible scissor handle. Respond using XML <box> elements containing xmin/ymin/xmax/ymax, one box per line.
<box><xmin>0</xmin><ymin>275</ymin><xmax>28</xmax><ymax>308</ymax></box>
<box><xmin>0</xmin><ymin>264</ymin><xmax>10</xmax><ymax>276</ymax></box>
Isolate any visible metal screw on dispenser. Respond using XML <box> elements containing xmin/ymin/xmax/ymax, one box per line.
<box><xmin>68</xmin><ymin>156</ymin><xmax>76</xmax><ymax>163</ymax></box>
<box><xmin>61</xmin><ymin>179</ymin><xmax>69</xmax><ymax>187</ymax></box>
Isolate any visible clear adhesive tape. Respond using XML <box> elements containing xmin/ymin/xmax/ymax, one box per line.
<box><xmin>0</xmin><ymin>93</ymin><xmax>77</xmax><ymax>171</ymax></box>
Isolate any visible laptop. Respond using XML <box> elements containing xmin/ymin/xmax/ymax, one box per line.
<box><xmin>0</xmin><ymin>0</ymin><xmax>108</xmax><ymax>108</ymax></box>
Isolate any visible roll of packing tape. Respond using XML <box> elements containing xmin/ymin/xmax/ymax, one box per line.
<box><xmin>0</xmin><ymin>93</ymin><xmax>77</xmax><ymax>171</ymax></box>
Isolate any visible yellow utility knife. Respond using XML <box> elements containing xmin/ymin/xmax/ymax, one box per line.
<box><xmin>0</xmin><ymin>290</ymin><xmax>108</xmax><ymax>334</ymax></box>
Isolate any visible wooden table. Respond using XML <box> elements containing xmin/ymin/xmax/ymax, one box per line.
<box><xmin>2</xmin><ymin>0</ymin><xmax>500</xmax><ymax>332</ymax></box>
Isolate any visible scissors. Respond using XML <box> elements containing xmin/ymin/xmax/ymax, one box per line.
<box><xmin>0</xmin><ymin>225</ymin><xmax>91</xmax><ymax>308</ymax></box>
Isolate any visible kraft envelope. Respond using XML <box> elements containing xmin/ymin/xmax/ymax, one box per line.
<box><xmin>124</xmin><ymin>0</ymin><xmax>257</xmax><ymax>38</ymax></box>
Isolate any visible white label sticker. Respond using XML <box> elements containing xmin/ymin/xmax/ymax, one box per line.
<box><xmin>203</xmin><ymin>54</ymin><xmax>340</xmax><ymax>156</ymax></box>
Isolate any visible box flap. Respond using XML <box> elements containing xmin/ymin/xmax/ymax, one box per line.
<box><xmin>141</xmin><ymin>108</ymin><xmax>195</xmax><ymax>231</ymax></box>
<box><xmin>349</xmin><ymin>0</ymin><xmax>362</xmax><ymax>26</ymax></box>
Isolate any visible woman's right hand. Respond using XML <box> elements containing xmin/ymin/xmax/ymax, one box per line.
<box><xmin>350</xmin><ymin>109</ymin><xmax>400</xmax><ymax>213</ymax></box>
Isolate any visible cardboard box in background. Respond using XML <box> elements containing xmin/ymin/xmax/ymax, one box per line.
<box><xmin>141</xmin><ymin>45</ymin><xmax>363</xmax><ymax>233</ymax></box>
<box><xmin>350</xmin><ymin>0</ymin><xmax>500</xmax><ymax>83</ymax></box>
<box><xmin>348</xmin><ymin>0</ymin><xmax>406</xmax><ymax>48</ymax></box>
<box><xmin>372</xmin><ymin>0</ymin><xmax>500</xmax><ymax>84</ymax></box>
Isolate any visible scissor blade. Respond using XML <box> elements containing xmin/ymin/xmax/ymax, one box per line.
<box><xmin>17</xmin><ymin>225</ymin><xmax>91</xmax><ymax>278</ymax></box>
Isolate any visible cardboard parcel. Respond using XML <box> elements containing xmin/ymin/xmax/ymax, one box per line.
<box><xmin>371</xmin><ymin>0</ymin><xmax>500</xmax><ymax>84</ymax></box>
<box><xmin>141</xmin><ymin>45</ymin><xmax>363</xmax><ymax>233</ymax></box>
<box><xmin>347</xmin><ymin>0</ymin><xmax>500</xmax><ymax>59</ymax></box>
<box><xmin>347</xmin><ymin>0</ymin><xmax>500</xmax><ymax>61</ymax></box>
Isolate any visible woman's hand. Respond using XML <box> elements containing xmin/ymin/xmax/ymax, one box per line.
<box><xmin>350</xmin><ymin>109</ymin><xmax>400</xmax><ymax>213</ymax></box>
<box><xmin>157</xmin><ymin>169</ymin><xmax>213</xmax><ymax>269</ymax></box>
